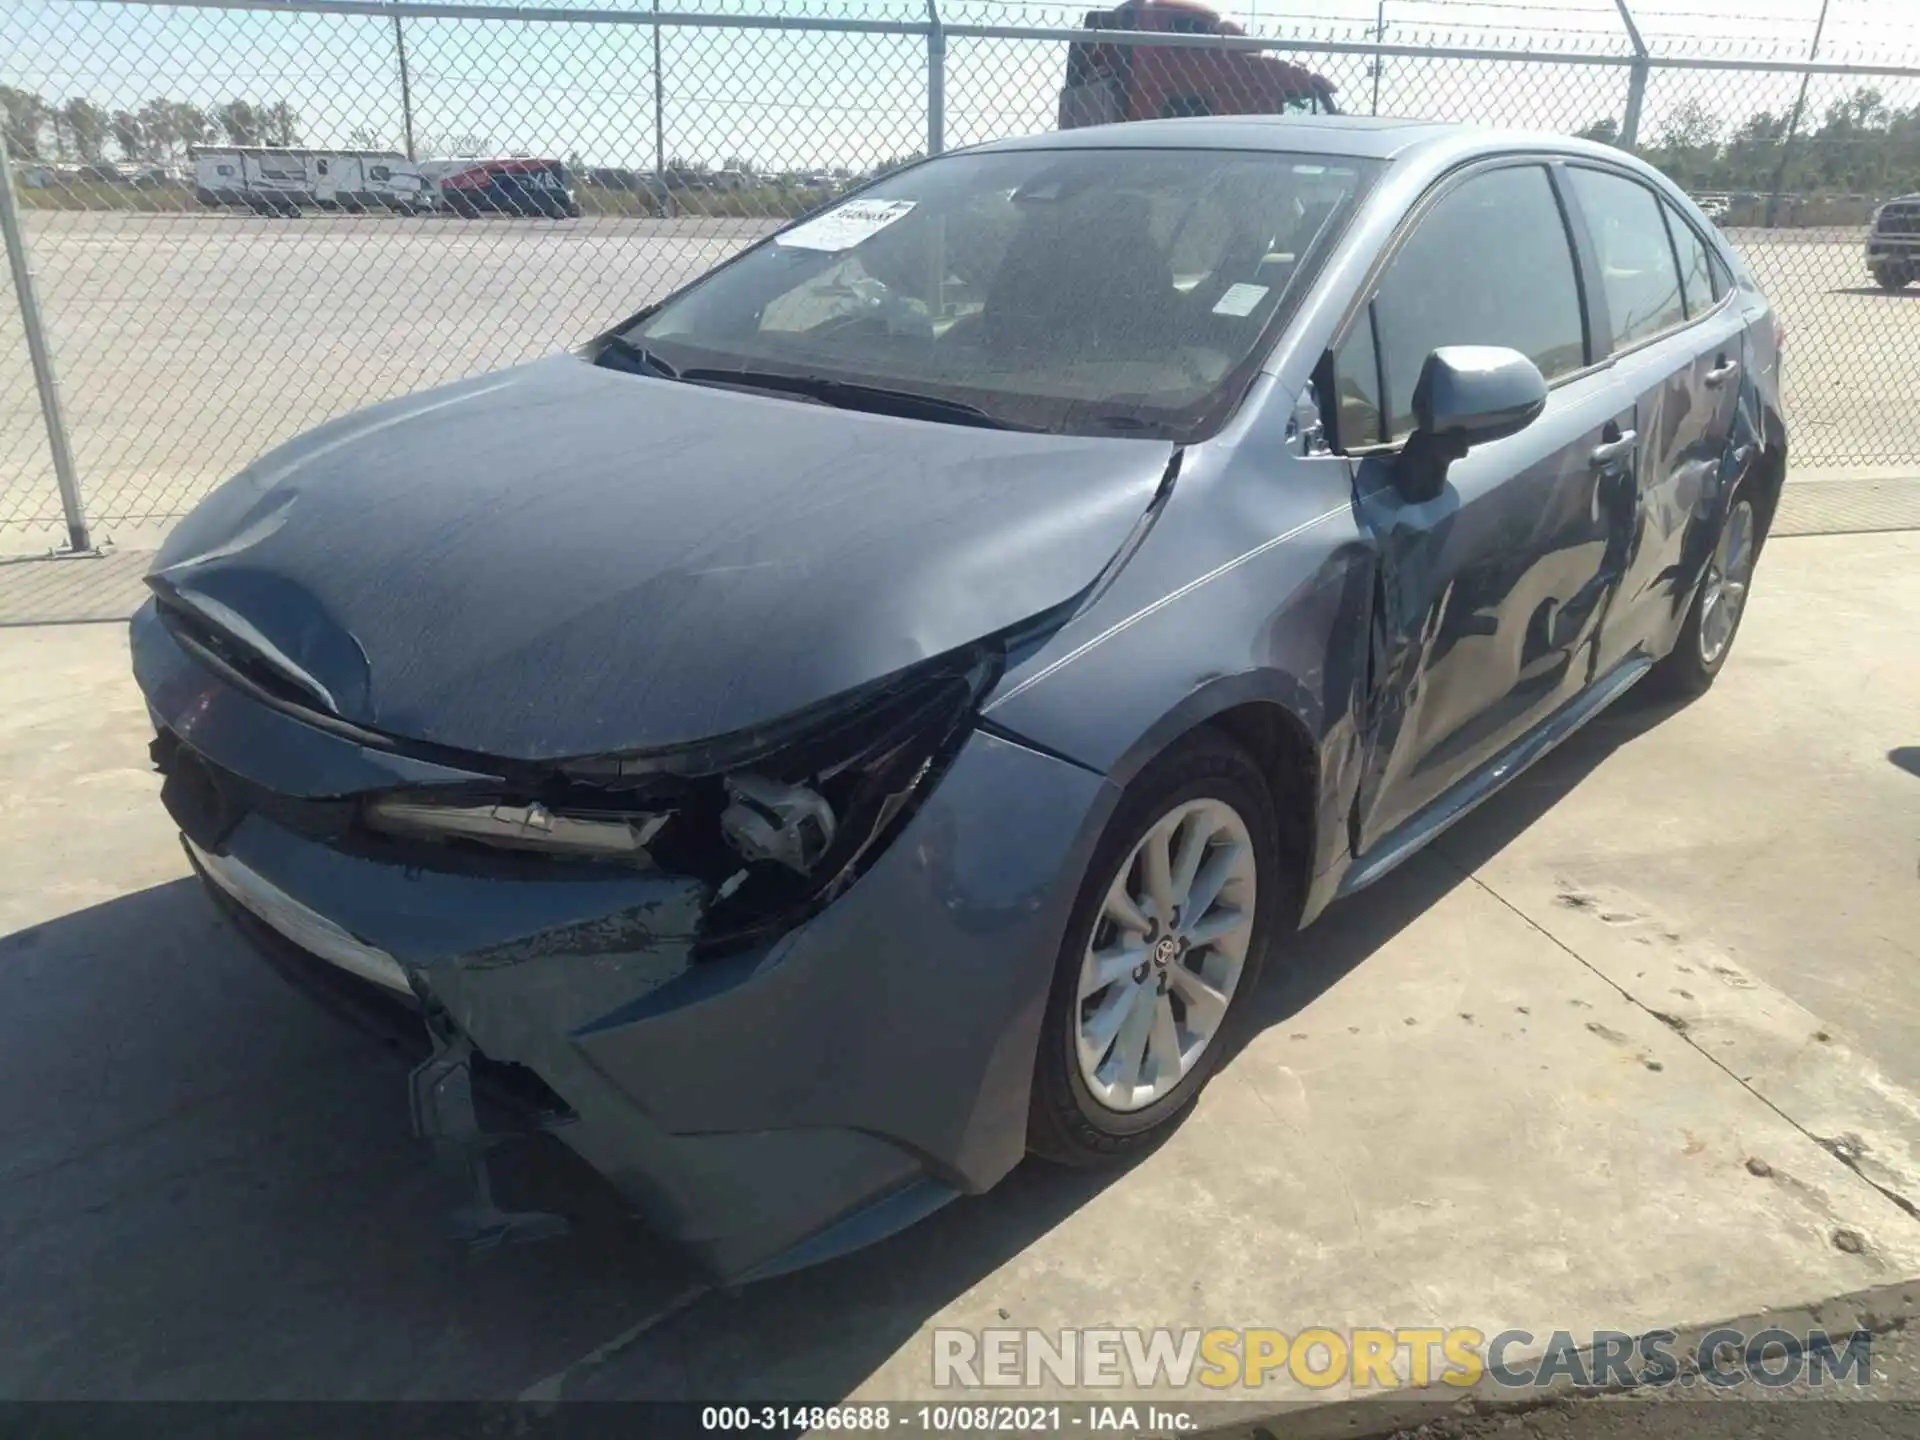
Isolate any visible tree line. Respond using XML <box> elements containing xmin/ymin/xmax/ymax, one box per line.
<box><xmin>0</xmin><ymin>90</ymin><xmax>301</xmax><ymax>165</ymax></box>
<box><xmin>7</xmin><ymin>80</ymin><xmax>1916</xmax><ymax>198</ymax></box>
<box><xmin>1577</xmin><ymin>86</ymin><xmax>1920</xmax><ymax>198</ymax></box>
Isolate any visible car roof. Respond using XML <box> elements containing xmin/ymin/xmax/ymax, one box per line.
<box><xmin>964</xmin><ymin>115</ymin><xmax>1609</xmax><ymax>165</ymax></box>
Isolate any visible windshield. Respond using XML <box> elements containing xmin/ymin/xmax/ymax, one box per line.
<box><xmin>616</xmin><ymin>147</ymin><xmax>1378</xmax><ymax>439</ymax></box>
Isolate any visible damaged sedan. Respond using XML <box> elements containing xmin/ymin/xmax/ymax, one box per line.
<box><xmin>135</xmin><ymin>117</ymin><xmax>1787</xmax><ymax>1282</ymax></box>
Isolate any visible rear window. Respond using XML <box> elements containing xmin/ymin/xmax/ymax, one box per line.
<box><xmin>624</xmin><ymin>147</ymin><xmax>1379</xmax><ymax>439</ymax></box>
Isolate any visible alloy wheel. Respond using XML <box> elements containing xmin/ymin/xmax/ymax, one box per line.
<box><xmin>1074</xmin><ymin>798</ymin><xmax>1258</xmax><ymax>1113</ymax></box>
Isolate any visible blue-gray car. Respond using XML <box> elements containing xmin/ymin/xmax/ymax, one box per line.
<box><xmin>132</xmin><ymin>116</ymin><xmax>1788</xmax><ymax>1283</ymax></box>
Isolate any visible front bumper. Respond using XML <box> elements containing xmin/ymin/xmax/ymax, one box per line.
<box><xmin>191</xmin><ymin>838</ymin><xmax>412</xmax><ymax>995</ymax></box>
<box><xmin>134</xmin><ymin>599</ymin><xmax>1115</xmax><ymax>1280</ymax></box>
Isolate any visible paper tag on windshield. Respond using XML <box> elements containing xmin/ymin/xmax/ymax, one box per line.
<box><xmin>1212</xmin><ymin>283</ymin><xmax>1270</xmax><ymax>318</ymax></box>
<box><xmin>776</xmin><ymin>199</ymin><xmax>917</xmax><ymax>252</ymax></box>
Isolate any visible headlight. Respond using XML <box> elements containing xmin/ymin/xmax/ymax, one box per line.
<box><xmin>364</xmin><ymin>796</ymin><xmax>669</xmax><ymax>861</ymax></box>
<box><xmin>356</xmin><ymin>646</ymin><xmax>997</xmax><ymax>945</ymax></box>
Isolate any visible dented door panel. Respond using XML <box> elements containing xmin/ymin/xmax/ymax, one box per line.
<box><xmin>1590</xmin><ymin>311</ymin><xmax>1749</xmax><ymax>677</ymax></box>
<box><xmin>1349</xmin><ymin>368</ymin><xmax>1634</xmax><ymax>854</ymax></box>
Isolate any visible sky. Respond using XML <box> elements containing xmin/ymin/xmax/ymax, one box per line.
<box><xmin>4</xmin><ymin>0</ymin><xmax>1918</xmax><ymax>171</ymax></box>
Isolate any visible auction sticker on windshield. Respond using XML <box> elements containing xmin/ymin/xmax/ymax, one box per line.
<box><xmin>776</xmin><ymin>199</ymin><xmax>917</xmax><ymax>251</ymax></box>
<box><xmin>1211</xmin><ymin>282</ymin><xmax>1270</xmax><ymax>317</ymax></box>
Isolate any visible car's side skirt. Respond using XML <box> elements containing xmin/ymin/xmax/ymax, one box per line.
<box><xmin>1335</xmin><ymin>652</ymin><xmax>1653</xmax><ymax>899</ymax></box>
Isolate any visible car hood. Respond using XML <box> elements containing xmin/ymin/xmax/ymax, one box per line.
<box><xmin>149</xmin><ymin>355</ymin><xmax>1172</xmax><ymax>761</ymax></box>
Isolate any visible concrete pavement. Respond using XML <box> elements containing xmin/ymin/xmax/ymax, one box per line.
<box><xmin>0</xmin><ymin>530</ymin><xmax>1917</xmax><ymax>1419</ymax></box>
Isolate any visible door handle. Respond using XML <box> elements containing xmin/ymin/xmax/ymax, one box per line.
<box><xmin>1704</xmin><ymin>358</ymin><xmax>1741</xmax><ymax>388</ymax></box>
<box><xmin>1589</xmin><ymin>430</ymin><xmax>1637</xmax><ymax>467</ymax></box>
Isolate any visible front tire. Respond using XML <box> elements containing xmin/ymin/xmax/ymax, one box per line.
<box><xmin>1651</xmin><ymin>482</ymin><xmax>1759</xmax><ymax>699</ymax></box>
<box><xmin>1028</xmin><ymin>730</ymin><xmax>1286</xmax><ymax>1166</ymax></box>
<box><xmin>1872</xmin><ymin>265</ymin><xmax>1911</xmax><ymax>291</ymax></box>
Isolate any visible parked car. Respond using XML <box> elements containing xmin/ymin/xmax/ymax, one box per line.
<box><xmin>420</xmin><ymin>157</ymin><xmax>580</xmax><ymax>217</ymax></box>
<box><xmin>133</xmin><ymin>117</ymin><xmax>1786</xmax><ymax>1284</ymax></box>
<box><xmin>1867</xmin><ymin>193</ymin><xmax>1919</xmax><ymax>289</ymax></box>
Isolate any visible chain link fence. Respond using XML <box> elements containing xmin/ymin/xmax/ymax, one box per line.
<box><xmin>4</xmin><ymin>0</ymin><xmax>1920</xmax><ymax>545</ymax></box>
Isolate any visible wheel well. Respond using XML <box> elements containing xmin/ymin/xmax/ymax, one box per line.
<box><xmin>1204</xmin><ymin>701</ymin><xmax>1318</xmax><ymax>878</ymax></box>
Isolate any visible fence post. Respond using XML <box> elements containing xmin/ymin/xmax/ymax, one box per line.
<box><xmin>654</xmin><ymin>0</ymin><xmax>670</xmax><ymax>213</ymax></box>
<box><xmin>1621</xmin><ymin>63</ymin><xmax>1648</xmax><ymax>148</ymax></box>
<box><xmin>0</xmin><ymin>126</ymin><xmax>91</xmax><ymax>554</ymax></box>
<box><xmin>926</xmin><ymin>0</ymin><xmax>946</xmax><ymax>157</ymax></box>
<box><xmin>1766</xmin><ymin>0</ymin><xmax>1833</xmax><ymax>229</ymax></box>
<box><xmin>1613</xmin><ymin>0</ymin><xmax>1648</xmax><ymax>148</ymax></box>
<box><xmin>392</xmin><ymin>12</ymin><xmax>417</xmax><ymax>161</ymax></box>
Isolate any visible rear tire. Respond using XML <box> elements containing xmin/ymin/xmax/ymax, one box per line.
<box><xmin>1650</xmin><ymin>480</ymin><xmax>1759</xmax><ymax>699</ymax></box>
<box><xmin>1028</xmin><ymin>729</ymin><xmax>1287</xmax><ymax>1166</ymax></box>
<box><xmin>1872</xmin><ymin>265</ymin><xmax>1911</xmax><ymax>291</ymax></box>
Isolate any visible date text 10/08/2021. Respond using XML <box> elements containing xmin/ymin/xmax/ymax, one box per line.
<box><xmin>700</xmin><ymin>1407</ymin><xmax>1192</xmax><ymax>1433</ymax></box>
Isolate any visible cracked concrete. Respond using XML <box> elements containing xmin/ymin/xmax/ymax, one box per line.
<box><xmin>1507</xmin><ymin>875</ymin><xmax>1920</xmax><ymax>1224</ymax></box>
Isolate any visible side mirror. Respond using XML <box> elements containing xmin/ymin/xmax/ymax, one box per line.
<box><xmin>1394</xmin><ymin>346</ymin><xmax>1548</xmax><ymax>503</ymax></box>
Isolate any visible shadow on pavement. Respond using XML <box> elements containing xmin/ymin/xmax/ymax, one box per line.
<box><xmin>1828</xmin><ymin>286</ymin><xmax>1920</xmax><ymax>299</ymax></box>
<box><xmin>0</xmin><ymin>688</ymin><xmax>1685</xmax><ymax>1404</ymax></box>
<box><xmin>1889</xmin><ymin>746</ymin><xmax>1920</xmax><ymax>780</ymax></box>
<box><xmin>0</xmin><ymin>878</ymin><xmax>700</xmax><ymax>1401</ymax></box>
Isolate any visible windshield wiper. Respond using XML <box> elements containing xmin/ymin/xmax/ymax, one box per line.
<box><xmin>597</xmin><ymin>334</ymin><xmax>680</xmax><ymax>379</ymax></box>
<box><xmin>1079</xmin><ymin>411</ymin><xmax>1180</xmax><ymax>438</ymax></box>
<box><xmin>677</xmin><ymin>367</ymin><xmax>1041</xmax><ymax>432</ymax></box>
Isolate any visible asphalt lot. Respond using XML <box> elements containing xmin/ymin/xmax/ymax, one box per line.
<box><xmin>3</xmin><ymin>528</ymin><xmax>1919</xmax><ymax>1422</ymax></box>
<box><xmin>2</xmin><ymin>212</ymin><xmax>1918</xmax><ymax>545</ymax></box>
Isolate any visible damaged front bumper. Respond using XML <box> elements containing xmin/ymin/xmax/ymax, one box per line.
<box><xmin>134</xmin><ymin>599</ymin><xmax>1115</xmax><ymax>1282</ymax></box>
<box><xmin>190</xmin><ymin>839</ymin><xmax>412</xmax><ymax>995</ymax></box>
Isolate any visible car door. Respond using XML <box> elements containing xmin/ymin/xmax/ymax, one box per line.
<box><xmin>1326</xmin><ymin>160</ymin><xmax>1641</xmax><ymax>856</ymax></box>
<box><xmin>1559</xmin><ymin>166</ymin><xmax>1750</xmax><ymax>677</ymax></box>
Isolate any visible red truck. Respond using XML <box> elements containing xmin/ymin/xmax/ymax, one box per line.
<box><xmin>1060</xmin><ymin>0</ymin><xmax>1338</xmax><ymax>128</ymax></box>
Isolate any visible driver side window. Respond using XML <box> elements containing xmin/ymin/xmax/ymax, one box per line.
<box><xmin>1330</xmin><ymin>164</ymin><xmax>1588</xmax><ymax>449</ymax></box>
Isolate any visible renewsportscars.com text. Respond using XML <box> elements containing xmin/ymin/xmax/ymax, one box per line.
<box><xmin>931</xmin><ymin>1326</ymin><xmax>1874</xmax><ymax>1391</ymax></box>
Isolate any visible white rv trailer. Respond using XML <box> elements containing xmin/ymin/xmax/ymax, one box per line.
<box><xmin>191</xmin><ymin>146</ymin><xmax>437</xmax><ymax>214</ymax></box>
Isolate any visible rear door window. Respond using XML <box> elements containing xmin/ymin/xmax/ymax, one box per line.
<box><xmin>1661</xmin><ymin>199</ymin><xmax>1718</xmax><ymax>316</ymax></box>
<box><xmin>1566</xmin><ymin>167</ymin><xmax>1688</xmax><ymax>347</ymax></box>
<box><xmin>1332</xmin><ymin>163</ymin><xmax>1587</xmax><ymax>447</ymax></box>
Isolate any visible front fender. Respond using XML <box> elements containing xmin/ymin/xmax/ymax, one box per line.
<box><xmin>980</xmin><ymin>445</ymin><xmax>1378</xmax><ymax>926</ymax></box>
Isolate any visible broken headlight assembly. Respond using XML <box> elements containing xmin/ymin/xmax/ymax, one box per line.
<box><xmin>362</xmin><ymin>797</ymin><xmax>671</xmax><ymax>863</ymax></box>
<box><xmin>359</xmin><ymin>646</ymin><xmax>999</xmax><ymax>952</ymax></box>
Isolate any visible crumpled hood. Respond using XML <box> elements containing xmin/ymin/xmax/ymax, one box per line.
<box><xmin>151</xmin><ymin>355</ymin><xmax>1171</xmax><ymax>760</ymax></box>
